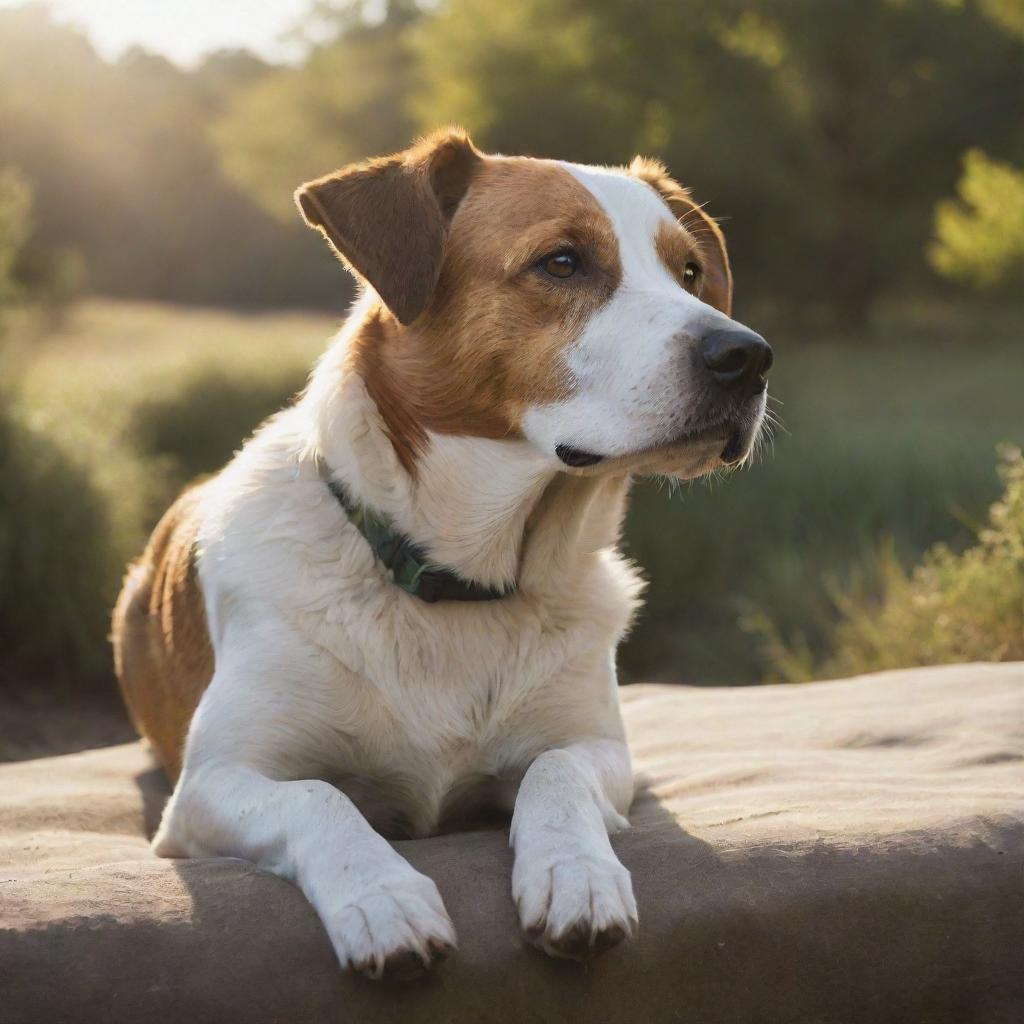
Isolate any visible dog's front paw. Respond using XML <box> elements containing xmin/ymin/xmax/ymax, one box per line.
<box><xmin>324</xmin><ymin>866</ymin><xmax>456</xmax><ymax>982</ymax></box>
<box><xmin>513</xmin><ymin>850</ymin><xmax>638</xmax><ymax>961</ymax></box>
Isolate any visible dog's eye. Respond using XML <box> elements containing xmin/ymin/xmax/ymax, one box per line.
<box><xmin>683</xmin><ymin>262</ymin><xmax>702</xmax><ymax>290</ymax></box>
<box><xmin>541</xmin><ymin>252</ymin><xmax>579</xmax><ymax>279</ymax></box>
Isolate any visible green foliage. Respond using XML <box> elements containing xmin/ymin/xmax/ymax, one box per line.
<box><xmin>1</xmin><ymin>300</ymin><xmax>326</xmax><ymax>693</ymax></box>
<box><xmin>8</xmin><ymin>301</ymin><xmax>1021</xmax><ymax>691</ymax></box>
<box><xmin>132</xmin><ymin>367</ymin><xmax>306</xmax><ymax>497</ymax></box>
<box><xmin>0</xmin><ymin>6</ymin><xmax>340</xmax><ymax>308</ymax></box>
<box><xmin>0</xmin><ymin>382</ymin><xmax>118</xmax><ymax>688</ymax></box>
<box><xmin>214</xmin><ymin>4</ymin><xmax>419</xmax><ymax>220</ymax></box>
<box><xmin>978</xmin><ymin>0</ymin><xmax>1024</xmax><ymax>39</ymax></box>
<box><xmin>930</xmin><ymin>150</ymin><xmax>1024</xmax><ymax>289</ymax></box>
<box><xmin>621</xmin><ymin>309</ymin><xmax>1023</xmax><ymax>681</ymax></box>
<box><xmin>763</xmin><ymin>446</ymin><xmax>1024</xmax><ymax>681</ymax></box>
<box><xmin>2</xmin><ymin>1</ymin><xmax>1023</xmax><ymax>323</ymax></box>
<box><xmin>0</xmin><ymin>167</ymin><xmax>31</xmax><ymax>307</ymax></box>
<box><xmin>0</xmin><ymin>164</ymin><xmax>85</xmax><ymax>323</ymax></box>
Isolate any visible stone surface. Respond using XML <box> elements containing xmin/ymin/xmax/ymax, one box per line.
<box><xmin>2</xmin><ymin>663</ymin><xmax>1022</xmax><ymax>1023</ymax></box>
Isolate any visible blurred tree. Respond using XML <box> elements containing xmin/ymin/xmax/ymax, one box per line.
<box><xmin>0</xmin><ymin>163</ymin><xmax>82</xmax><ymax>324</ymax></box>
<box><xmin>193</xmin><ymin>49</ymin><xmax>274</xmax><ymax>110</ymax></box>
<box><xmin>412</xmin><ymin>0</ymin><xmax>1024</xmax><ymax>326</ymax></box>
<box><xmin>977</xmin><ymin>0</ymin><xmax>1024</xmax><ymax>37</ymax></box>
<box><xmin>213</xmin><ymin>0</ymin><xmax>421</xmax><ymax>220</ymax></box>
<box><xmin>0</xmin><ymin>6</ymin><xmax>339</xmax><ymax>308</ymax></box>
<box><xmin>1</xmin><ymin>0</ymin><xmax>1022</xmax><ymax>320</ymax></box>
<box><xmin>930</xmin><ymin>150</ymin><xmax>1024</xmax><ymax>289</ymax></box>
<box><xmin>712</xmin><ymin>0</ymin><xmax>1024</xmax><ymax>326</ymax></box>
<box><xmin>410</xmin><ymin>0</ymin><xmax>819</xmax><ymax>321</ymax></box>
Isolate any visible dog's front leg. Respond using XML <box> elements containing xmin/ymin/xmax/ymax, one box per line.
<box><xmin>154</xmin><ymin>761</ymin><xmax>456</xmax><ymax>981</ymax></box>
<box><xmin>511</xmin><ymin>739</ymin><xmax>637</xmax><ymax>960</ymax></box>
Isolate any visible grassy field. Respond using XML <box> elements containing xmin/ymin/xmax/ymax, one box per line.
<box><xmin>3</xmin><ymin>302</ymin><xmax>331</xmax><ymax>690</ymax></box>
<box><xmin>3</xmin><ymin>298</ymin><xmax>1022</xmax><ymax>693</ymax></box>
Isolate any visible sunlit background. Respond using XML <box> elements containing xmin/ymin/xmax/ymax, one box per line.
<box><xmin>0</xmin><ymin>0</ymin><xmax>322</xmax><ymax>64</ymax></box>
<box><xmin>1</xmin><ymin>0</ymin><xmax>1022</xmax><ymax>754</ymax></box>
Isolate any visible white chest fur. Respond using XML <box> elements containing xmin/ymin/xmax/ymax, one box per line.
<box><xmin>190</xmin><ymin>378</ymin><xmax>640</xmax><ymax>837</ymax></box>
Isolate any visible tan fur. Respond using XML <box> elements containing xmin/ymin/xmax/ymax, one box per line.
<box><xmin>111</xmin><ymin>482</ymin><xmax>214</xmax><ymax>783</ymax></box>
<box><xmin>347</xmin><ymin>155</ymin><xmax>623</xmax><ymax>470</ymax></box>
<box><xmin>630</xmin><ymin>156</ymin><xmax>733</xmax><ymax>315</ymax></box>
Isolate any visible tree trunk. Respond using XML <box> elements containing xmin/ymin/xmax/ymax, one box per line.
<box><xmin>817</xmin><ymin>50</ymin><xmax>876</xmax><ymax>330</ymax></box>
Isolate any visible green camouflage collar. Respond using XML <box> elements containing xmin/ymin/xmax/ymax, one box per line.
<box><xmin>317</xmin><ymin>457</ymin><xmax>510</xmax><ymax>603</ymax></box>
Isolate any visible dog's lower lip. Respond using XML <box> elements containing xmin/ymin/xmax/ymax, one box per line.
<box><xmin>556</xmin><ymin>444</ymin><xmax>605</xmax><ymax>468</ymax></box>
<box><xmin>558</xmin><ymin>422</ymin><xmax>737</xmax><ymax>469</ymax></box>
<box><xmin>668</xmin><ymin>419</ymin><xmax>733</xmax><ymax>451</ymax></box>
<box><xmin>719</xmin><ymin>431</ymin><xmax>747</xmax><ymax>464</ymax></box>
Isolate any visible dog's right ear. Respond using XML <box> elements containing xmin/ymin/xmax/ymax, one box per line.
<box><xmin>295</xmin><ymin>128</ymin><xmax>483</xmax><ymax>326</ymax></box>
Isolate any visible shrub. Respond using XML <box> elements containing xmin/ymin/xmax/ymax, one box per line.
<box><xmin>0</xmin><ymin>167</ymin><xmax>31</xmax><ymax>308</ymax></box>
<box><xmin>0</xmin><ymin>386</ymin><xmax>119</xmax><ymax>690</ymax></box>
<box><xmin>131</xmin><ymin>366</ymin><xmax>305</xmax><ymax>498</ymax></box>
<box><xmin>0</xmin><ymin>360</ymin><xmax>305</xmax><ymax>697</ymax></box>
<box><xmin>930</xmin><ymin>150</ymin><xmax>1024</xmax><ymax>291</ymax></box>
<box><xmin>761</xmin><ymin>446</ymin><xmax>1024</xmax><ymax>680</ymax></box>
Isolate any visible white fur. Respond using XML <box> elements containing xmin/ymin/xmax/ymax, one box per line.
<box><xmin>151</xmin><ymin>162</ymin><xmax>760</xmax><ymax>977</ymax></box>
<box><xmin>154</xmin><ymin>335</ymin><xmax>643</xmax><ymax>974</ymax></box>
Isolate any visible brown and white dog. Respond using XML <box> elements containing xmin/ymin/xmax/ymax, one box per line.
<box><xmin>112</xmin><ymin>128</ymin><xmax>772</xmax><ymax>981</ymax></box>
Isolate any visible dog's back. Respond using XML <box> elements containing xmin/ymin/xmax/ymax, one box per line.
<box><xmin>112</xmin><ymin>481</ymin><xmax>213</xmax><ymax>782</ymax></box>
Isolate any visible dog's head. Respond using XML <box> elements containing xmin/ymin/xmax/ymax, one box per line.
<box><xmin>297</xmin><ymin>128</ymin><xmax>771</xmax><ymax>478</ymax></box>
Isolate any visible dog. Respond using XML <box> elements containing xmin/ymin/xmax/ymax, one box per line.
<box><xmin>112</xmin><ymin>127</ymin><xmax>772</xmax><ymax>981</ymax></box>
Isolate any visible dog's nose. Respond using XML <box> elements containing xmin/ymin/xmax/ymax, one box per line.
<box><xmin>700</xmin><ymin>328</ymin><xmax>773</xmax><ymax>395</ymax></box>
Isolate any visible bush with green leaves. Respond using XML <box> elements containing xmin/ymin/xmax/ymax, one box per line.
<box><xmin>0</xmin><ymin>388</ymin><xmax>119</xmax><ymax>690</ymax></box>
<box><xmin>930</xmin><ymin>150</ymin><xmax>1024</xmax><ymax>290</ymax></box>
<box><xmin>763</xmin><ymin>446</ymin><xmax>1024</xmax><ymax>681</ymax></box>
<box><xmin>132</xmin><ymin>366</ymin><xmax>305</xmax><ymax>499</ymax></box>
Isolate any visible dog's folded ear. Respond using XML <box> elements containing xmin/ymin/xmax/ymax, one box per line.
<box><xmin>629</xmin><ymin>156</ymin><xmax>733</xmax><ymax>317</ymax></box>
<box><xmin>296</xmin><ymin>128</ymin><xmax>483</xmax><ymax>326</ymax></box>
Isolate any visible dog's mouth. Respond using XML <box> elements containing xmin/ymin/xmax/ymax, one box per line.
<box><xmin>556</xmin><ymin>418</ymin><xmax>755</xmax><ymax>475</ymax></box>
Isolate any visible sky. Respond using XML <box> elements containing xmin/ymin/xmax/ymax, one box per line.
<box><xmin>0</xmin><ymin>0</ymin><xmax>320</xmax><ymax>67</ymax></box>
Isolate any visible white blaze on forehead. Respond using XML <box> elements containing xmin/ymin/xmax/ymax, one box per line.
<box><xmin>558</xmin><ymin>162</ymin><xmax>682</xmax><ymax>292</ymax></box>
<box><xmin>520</xmin><ymin>162</ymin><xmax>727</xmax><ymax>462</ymax></box>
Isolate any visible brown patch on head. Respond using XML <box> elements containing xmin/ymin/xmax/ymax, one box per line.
<box><xmin>629</xmin><ymin>156</ymin><xmax>733</xmax><ymax>315</ymax></box>
<box><xmin>332</xmin><ymin>151</ymin><xmax>624</xmax><ymax>472</ymax></box>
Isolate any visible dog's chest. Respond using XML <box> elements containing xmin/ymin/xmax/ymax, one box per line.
<box><xmin>203</xmin><ymin>447</ymin><xmax>637</xmax><ymax>838</ymax></box>
<box><xmin>306</xmin><ymin>600</ymin><xmax>597</xmax><ymax>837</ymax></box>
<box><xmin>327</xmin><ymin>750</ymin><xmax>520</xmax><ymax>840</ymax></box>
<box><xmin>321</xmin><ymin>686</ymin><xmax>527</xmax><ymax>838</ymax></box>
